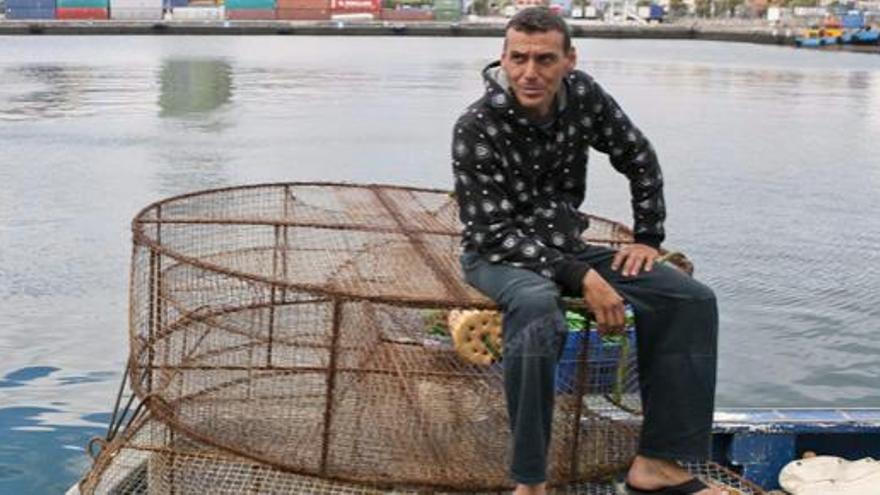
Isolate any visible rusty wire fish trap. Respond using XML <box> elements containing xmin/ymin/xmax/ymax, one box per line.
<box><xmin>77</xmin><ymin>183</ymin><xmax>765</xmax><ymax>495</ymax></box>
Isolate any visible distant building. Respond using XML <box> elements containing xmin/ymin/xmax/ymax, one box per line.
<box><xmin>515</xmin><ymin>0</ymin><xmax>548</xmax><ymax>9</ymax></box>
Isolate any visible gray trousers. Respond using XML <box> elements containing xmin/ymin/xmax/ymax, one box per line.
<box><xmin>460</xmin><ymin>245</ymin><xmax>718</xmax><ymax>485</ymax></box>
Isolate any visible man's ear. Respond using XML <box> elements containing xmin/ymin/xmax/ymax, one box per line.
<box><xmin>565</xmin><ymin>46</ymin><xmax>577</xmax><ymax>72</ymax></box>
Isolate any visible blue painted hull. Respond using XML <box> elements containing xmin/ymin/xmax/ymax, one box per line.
<box><xmin>854</xmin><ymin>30</ymin><xmax>880</xmax><ymax>44</ymax></box>
<box><xmin>711</xmin><ymin>408</ymin><xmax>880</xmax><ymax>490</ymax></box>
<box><xmin>795</xmin><ymin>38</ymin><xmax>822</xmax><ymax>48</ymax></box>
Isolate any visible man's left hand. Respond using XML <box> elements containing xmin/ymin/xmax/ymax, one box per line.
<box><xmin>611</xmin><ymin>244</ymin><xmax>660</xmax><ymax>277</ymax></box>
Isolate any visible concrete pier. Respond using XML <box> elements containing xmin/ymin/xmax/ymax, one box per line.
<box><xmin>0</xmin><ymin>18</ymin><xmax>799</xmax><ymax>46</ymax></box>
<box><xmin>3</xmin><ymin>17</ymin><xmax>879</xmax><ymax>52</ymax></box>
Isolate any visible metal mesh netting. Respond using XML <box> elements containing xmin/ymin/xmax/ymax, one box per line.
<box><xmin>80</xmin><ymin>411</ymin><xmax>764</xmax><ymax>495</ymax></box>
<box><xmin>78</xmin><ymin>183</ymin><xmax>764</xmax><ymax>494</ymax></box>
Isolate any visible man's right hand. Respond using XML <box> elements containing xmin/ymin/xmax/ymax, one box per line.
<box><xmin>582</xmin><ymin>269</ymin><xmax>626</xmax><ymax>335</ymax></box>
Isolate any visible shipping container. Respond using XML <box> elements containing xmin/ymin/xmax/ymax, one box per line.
<box><xmin>56</xmin><ymin>6</ymin><xmax>108</xmax><ymax>17</ymax></box>
<box><xmin>433</xmin><ymin>0</ymin><xmax>460</xmax><ymax>9</ymax></box>
<box><xmin>226</xmin><ymin>0</ymin><xmax>274</xmax><ymax>9</ymax></box>
<box><xmin>111</xmin><ymin>8</ymin><xmax>162</xmax><ymax>17</ymax></box>
<box><xmin>276</xmin><ymin>7</ymin><xmax>329</xmax><ymax>18</ymax></box>
<box><xmin>5</xmin><ymin>5</ymin><xmax>56</xmax><ymax>18</ymax></box>
<box><xmin>6</xmin><ymin>0</ymin><xmax>56</xmax><ymax>7</ymax></box>
<box><xmin>433</xmin><ymin>8</ymin><xmax>460</xmax><ymax>21</ymax></box>
<box><xmin>56</xmin><ymin>0</ymin><xmax>106</xmax><ymax>6</ymax></box>
<box><xmin>110</xmin><ymin>0</ymin><xmax>162</xmax><ymax>20</ymax></box>
<box><xmin>171</xmin><ymin>5</ymin><xmax>224</xmax><ymax>19</ymax></box>
<box><xmin>276</xmin><ymin>0</ymin><xmax>327</xmax><ymax>9</ymax></box>
<box><xmin>226</xmin><ymin>7</ymin><xmax>275</xmax><ymax>18</ymax></box>
<box><xmin>380</xmin><ymin>7</ymin><xmax>432</xmax><ymax>20</ymax></box>
<box><xmin>330</xmin><ymin>0</ymin><xmax>377</xmax><ymax>14</ymax></box>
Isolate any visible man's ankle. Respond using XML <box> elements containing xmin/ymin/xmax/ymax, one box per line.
<box><xmin>627</xmin><ymin>455</ymin><xmax>692</xmax><ymax>488</ymax></box>
<box><xmin>513</xmin><ymin>481</ymin><xmax>547</xmax><ymax>495</ymax></box>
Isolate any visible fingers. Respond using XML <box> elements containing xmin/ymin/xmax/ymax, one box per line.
<box><xmin>615</xmin><ymin>246</ymin><xmax>659</xmax><ymax>277</ymax></box>
<box><xmin>597</xmin><ymin>301</ymin><xmax>625</xmax><ymax>335</ymax></box>
<box><xmin>644</xmin><ymin>255</ymin><xmax>655</xmax><ymax>273</ymax></box>
<box><xmin>582</xmin><ymin>269</ymin><xmax>626</xmax><ymax>335</ymax></box>
<box><xmin>610</xmin><ymin>300</ymin><xmax>626</xmax><ymax>333</ymax></box>
<box><xmin>593</xmin><ymin>307</ymin><xmax>607</xmax><ymax>333</ymax></box>
<box><xmin>611</xmin><ymin>250</ymin><xmax>627</xmax><ymax>272</ymax></box>
<box><xmin>622</xmin><ymin>253</ymin><xmax>642</xmax><ymax>277</ymax></box>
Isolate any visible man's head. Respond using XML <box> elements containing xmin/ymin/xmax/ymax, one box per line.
<box><xmin>501</xmin><ymin>7</ymin><xmax>576</xmax><ymax>118</ymax></box>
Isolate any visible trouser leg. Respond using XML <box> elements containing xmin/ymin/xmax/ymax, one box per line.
<box><xmin>460</xmin><ymin>251</ymin><xmax>567</xmax><ymax>485</ymax></box>
<box><xmin>573</xmin><ymin>245</ymin><xmax>718</xmax><ymax>461</ymax></box>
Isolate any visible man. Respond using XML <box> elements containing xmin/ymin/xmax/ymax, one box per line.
<box><xmin>452</xmin><ymin>7</ymin><xmax>726</xmax><ymax>495</ymax></box>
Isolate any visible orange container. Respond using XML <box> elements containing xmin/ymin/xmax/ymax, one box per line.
<box><xmin>380</xmin><ymin>7</ymin><xmax>432</xmax><ymax>20</ymax></box>
<box><xmin>56</xmin><ymin>7</ymin><xmax>109</xmax><ymax>18</ymax></box>
<box><xmin>330</xmin><ymin>0</ymin><xmax>378</xmax><ymax>14</ymax></box>
<box><xmin>226</xmin><ymin>8</ymin><xmax>276</xmax><ymax>19</ymax></box>
<box><xmin>276</xmin><ymin>7</ymin><xmax>330</xmax><ymax>19</ymax></box>
<box><xmin>276</xmin><ymin>0</ymin><xmax>328</xmax><ymax>9</ymax></box>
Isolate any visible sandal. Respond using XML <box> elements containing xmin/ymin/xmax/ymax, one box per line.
<box><xmin>616</xmin><ymin>477</ymin><xmax>712</xmax><ymax>495</ymax></box>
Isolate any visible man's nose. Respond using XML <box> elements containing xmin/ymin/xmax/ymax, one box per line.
<box><xmin>523</xmin><ymin>60</ymin><xmax>538</xmax><ymax>80</ymax></box>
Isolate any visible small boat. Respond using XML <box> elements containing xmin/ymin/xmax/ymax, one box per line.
<box><xmin>711</xmin><ymin>407</ymin><xmax>880</xmax><ymax>490</ymax></box>
<box><xmin>795</xmin><ymin>27</ymin><xmax>828</xmax><ymax>47</ymax></box>
<box><xmin>67</xmin><ymin>406</ymin><xmax>880</xmax><ymax>494</ymax></box>
<box><xmin>853</xmin><ymin>26</ymin><xmax>880</xmax><ymax>44</ymax></box>
<box><xmin>794</xmin><ymin>34</ymin><xmax>822</xmax><ymax>48</ymax></box>
<box><xmin>65</xmin><ymin>184</ymin><xmax>880</xmax><ymax>495</ymax></box>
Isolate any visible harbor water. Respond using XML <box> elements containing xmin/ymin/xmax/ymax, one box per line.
<box><xmin>0</xmin><ymin>36</ymin><xmax>878</xmax><ymax>493</ymax></box>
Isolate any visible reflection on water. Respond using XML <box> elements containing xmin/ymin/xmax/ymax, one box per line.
<box><xmin>0</xmin><ymin>65</ymin><xmax>94</xmax><ymax>121</ymax></box>
<box><xmin>0</xmin><ymin>36</ymin><xmax>879</xmax><ymax>494</ymax></box>
<box><xmin>154</xmin><ymin>58</ymin><xmax>234</xmax><ymax>192</ymax></box>
<box><xmin>153</xmin><ymin>145</ymin><xmax>230</xmax><ymax>194</ymax></box>
<box><xmin>158</xmin><ymin>58</ymin><xmax>232</xmax><ymax>123</ymax></box>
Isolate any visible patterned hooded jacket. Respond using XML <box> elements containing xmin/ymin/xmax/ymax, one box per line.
<box><xmin>452</xmin><ymin>61</ymin><xmax>666</xmax><ymax>295</ymax></box>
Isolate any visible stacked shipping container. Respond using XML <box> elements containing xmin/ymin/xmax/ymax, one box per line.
<box><xmin>276</xmin><ymin>0</ymin><xmax>330</xmax><ymax>20</ymax></box>
<box><xmin>5</xmin><ymin>0</ymin><xmax>462</xmax><ymax>21</ymax></box>
<box><xmin>5</xmin><ymin>0</ymin><xmax>56</xmax><ymax>19</ymax></box>
<box><xmin>226</xmin><ymin>0</ymin><xmax>276</xmax><ymax>19</ymax></box>
<box><xmin>169</xmin><ymin>0</ymin><xmax>223</xmax><ymax>20</ymax></box>
<box><xmin>432</xmin><ymin>0</ymin><xmax>460</xmax><ymax>21</ymax></box>
<box><xmin>380</xmin><ymin>6</ymin><xmax>433</xmax><ymax>20</ymax></box>
<box><xmin>110</xmin><ymin>0</ymin><xmax>162</xmax><ymax>19</ymax></box>
<box><xmin>56</xmin><ymin>0</ymin><xmax>109</xmax><ymax>18</ymax></box>
<box><xmin>329</xmin><ymin>0</ymin><xmax>378</xmax><ymax>17</ymax></box>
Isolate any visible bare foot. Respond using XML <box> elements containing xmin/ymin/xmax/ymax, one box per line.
<box><xmin>513</xmin><ymin>481</ymin><xmax>547</xmax><ymax>495</ymax></box>
<box><xmin>626</xmin><ymin>456</ymin><xmax>731</xmax><ymax>495</ymax></box>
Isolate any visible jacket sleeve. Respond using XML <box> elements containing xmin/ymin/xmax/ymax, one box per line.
<box><xmin>583</xmin><ymin>76</ymin><xmax>666</xmax><ymax>248</ymax></box>
<box><xmin>452</xmin><ymin>118</ymin><xmax>591</xmax><ymax>294</ymax></box>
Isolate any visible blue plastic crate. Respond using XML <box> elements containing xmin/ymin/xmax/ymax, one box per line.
<box><xmin>555</xmin><ymin>327</ymin><xmax>637</xmax><ymax>394</ymax></box>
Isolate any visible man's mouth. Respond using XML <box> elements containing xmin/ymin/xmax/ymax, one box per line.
<box><xmin>520</xmin><ymin>86</ymin><xmax>544</xmax><ymax>97</ymax></box>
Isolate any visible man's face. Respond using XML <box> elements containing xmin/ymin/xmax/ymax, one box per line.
<box><xmin>500</xmin><ymin>28</ymin><xmax>576</xmax><ymax>118</ymax></box>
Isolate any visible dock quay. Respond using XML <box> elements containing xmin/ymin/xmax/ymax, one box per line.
<box><xmin>0</xmin><ymin>18</ymin><xmax>800</xmax><ymax>47</ymax></box>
